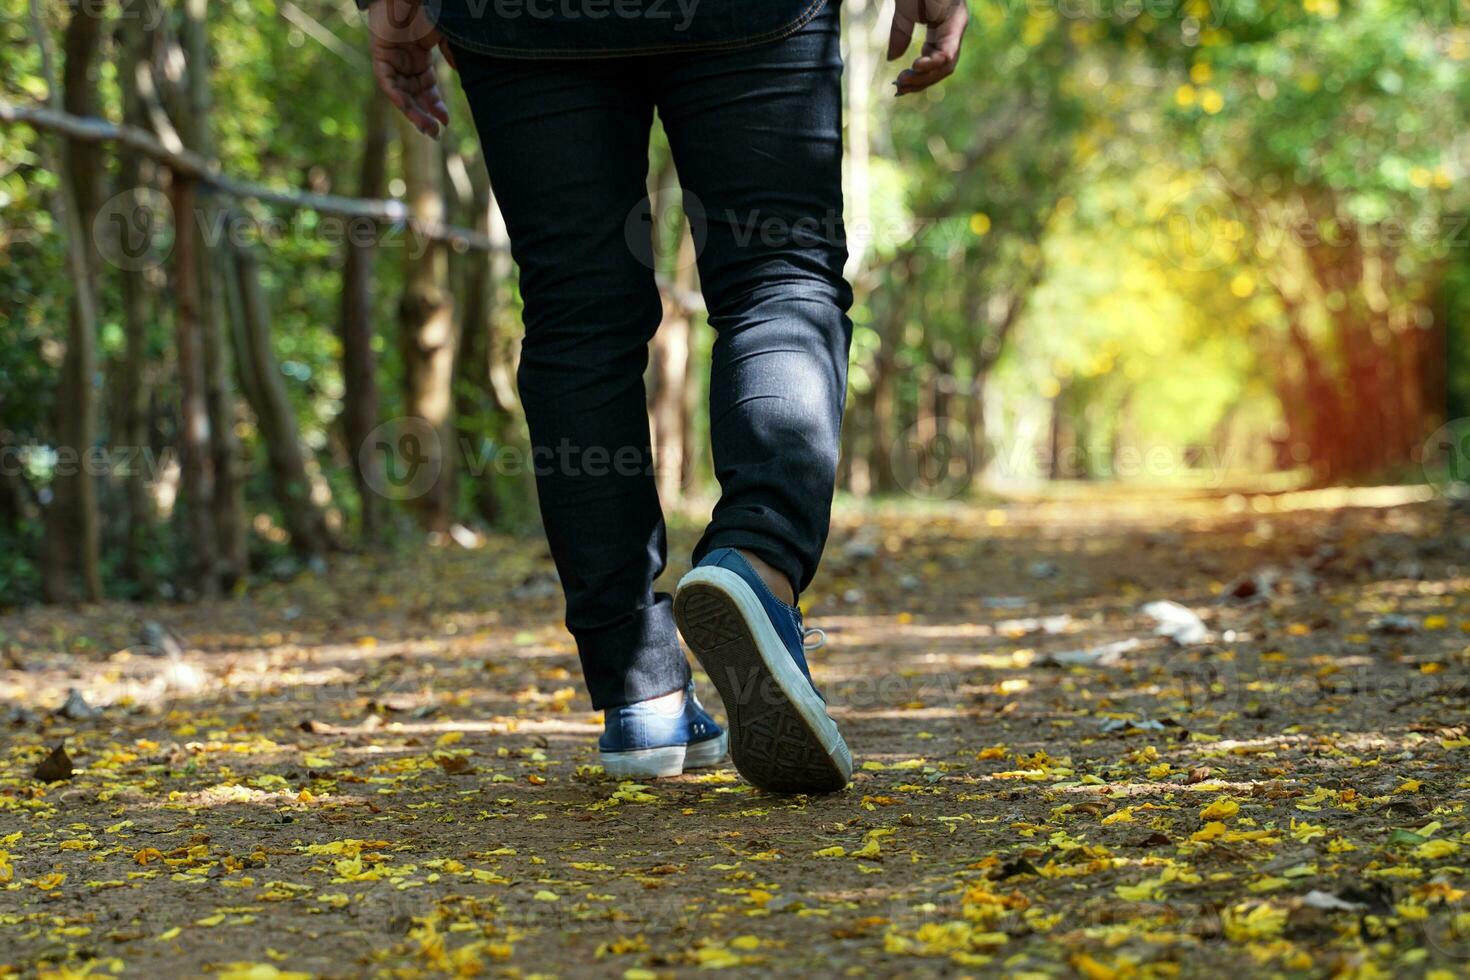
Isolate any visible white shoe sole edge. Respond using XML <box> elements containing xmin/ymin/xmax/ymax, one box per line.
<box><xmin>599</xmin><ymin>731</ymin><xmax>728</xmax><ymax>779</ymax></box>
<box><xmin>676</xmin><ymin>566</ymin><xmax>853</xmax><ymax>788</ymax></box>
<box><xmin>599</xmin><ymin>744</ymin><xmax>685</xmax><ymax>779</ymax></box>
<box><xmin>684</xmin><ymin>731</ymin><xmax>730</xmax><ymax>770</ymax></box>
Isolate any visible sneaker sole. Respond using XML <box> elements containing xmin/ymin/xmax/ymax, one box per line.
<box><xmin>684</xmin><ymin>731</ymin><xmax>730</xmax><ymax>770</ymax></box>
<box><xmin>599</xmin><ymin>732</ymin><xmax>729</xmax><ymax>779</ymax></box>
<box><xmin>674</xmin><ymin>567</ymin><xmax>852</xmax><ymax>794</ymax></box>
<box><xmin>600</xmin><ymin>744</ymin><xmax>685</xmax><ymax>779</ymax></box>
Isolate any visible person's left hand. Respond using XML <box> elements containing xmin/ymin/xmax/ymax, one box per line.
<box><xmin>887</xmin><ymin>0</ymin><xmax>968</xmax><ymax>95</ymax></box>
<box><xmin>369</xmin><ymin>0</ymin><xmax>456</xmax><ymax>139</ymax></box>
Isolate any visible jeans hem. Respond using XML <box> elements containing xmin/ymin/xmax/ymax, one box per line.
<box><xmin>573</xmin><ymin>592</ymin><xmax>690</xmax><ymax>710</ymax></box>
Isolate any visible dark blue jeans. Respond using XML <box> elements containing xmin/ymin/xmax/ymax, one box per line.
<box><xmin>452</xmin><ymin>0</ymin><xmax>852</xmax><ymax>709</ymax></box>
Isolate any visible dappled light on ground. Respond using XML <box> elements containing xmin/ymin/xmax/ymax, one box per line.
<box><xmin>2</xmin><ymin>491</ymin><xmax>1468</xmax><ymax>977</ymax></box>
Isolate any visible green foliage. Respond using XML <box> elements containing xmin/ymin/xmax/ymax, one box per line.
<box><xmin>2</xmin><ymin>0</ymin><xmax>1466</xmax><ymax>599</ymax></box>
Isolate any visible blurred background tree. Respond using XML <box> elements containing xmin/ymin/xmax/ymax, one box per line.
<box><xmin>1</xmin><ymin>0</ymin><xmax>1466</xmax><ymax>603</ymax></box>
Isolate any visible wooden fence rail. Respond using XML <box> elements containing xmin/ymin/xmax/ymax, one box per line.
<box><xmin>1</xmin><ymin>97</ymin><xmax>707</xmax><ymax>311</ymax></box>
<box><xmin>1</xmin><ymin>98</ymin><xmax>501</xmax><ymax>252</ymax></box>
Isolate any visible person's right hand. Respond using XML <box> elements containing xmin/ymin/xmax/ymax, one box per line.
<box><xmin>369</xmin><ymin>0</ymin><xmax>454</xmax><ymax>139</ymax></box>
<box><xmin>887</xmin><ymin>0</ymin><xmax>968</xmax><ymax>96</ymax></box>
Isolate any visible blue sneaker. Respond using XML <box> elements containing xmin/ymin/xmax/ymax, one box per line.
<box><xmin>598</xmin><ymin>681</ymin><xmax>728</xmax><ymax>779</ymax></box>
<box><xmin>674</xmin><ymin>548</ymin><xmax>852</xmax><ymax>793</ymax></box>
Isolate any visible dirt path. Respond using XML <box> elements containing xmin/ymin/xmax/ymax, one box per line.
<box><xmin>2</xmin><ymin>491</ymin><xmax>1468</xmax><ymax>978</ymax></box>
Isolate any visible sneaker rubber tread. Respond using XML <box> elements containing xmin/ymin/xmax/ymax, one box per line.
<box><xmin>675</xmin><ymin>583</ymin><xmax>848</xmax><ymax>794</ymax></box>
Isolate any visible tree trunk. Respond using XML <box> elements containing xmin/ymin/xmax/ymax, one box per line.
<box><xmin>1284</xmin><ymin>313</ymin><xmax>1339</xmax><ymax>485</ymax></box>
<box><xmin>176</xmin><ymin>0</ymin><xmax>245</xmax><ymax>587</ymax></box>
<box><xmin>650</xmin><ymin>231</ymin><xmax>695</xmax><ymax>505</ymax></box>
<box><xmin>966</xmin><ymin>371</ymin><xmax>988</xmax><ymax>477</ymax></box>
<box><xmin>170</xmin><ymin>176</ymin><xmax>219</xmax><ymax>595</ymax></box>
<box><xmin>397</xmin><ymin>114</ymin><xmax>458</xmax><ymax>533</ymax></box>
<box><xmin>868</xmin><ymin>345</ymin><xmax>897</xmax><ymax>492</ymax></box>
<box><xmin>0</xmin><ymin>431</ymin><xmax>41</xmax><ymax>542</ymax></box>
<box><xmin>680</xmin><ymin>286</ymin><xmax>701</xmax><ymax>492</ymax></box>
<box><xmin>1047</xmin><ymin>388</ymin><xmax>1067</xmax><ymax>481</ymax></box>
<box><xmin>866</xmin><ymin>253</ymin><xmax>922</xmax><ymax>493</ymax></box>
<box><xmin>929</xmin><ymin>345</ymin><xmax>953</xmax><ymax>427</ymax></box>
<box><xmin>338</xmin><ymin>90</ymin><xmax>389</xmax><ymax>540</ymax></box>
<box><xmin>453</xmin><ymin>145</ymin><xmax>502</xmax><ymax>525</ymax></box>
<box><xmin>228</xmin><ymin>229</ymin><xmax>336</xmax><ymax>557</ymax></box>
<box><xmin>486</xmin><ymin>198</ymin><xmax>518</xmax><ymax>417</ymax></box>
<box><xmin>839</xmin><ymin>381</ymin><xmax>868</xmax><ymax>496</ymax></box>
<box><xmin>114</xmin><ymin>0</ymin><xmax>163</xmax><ymax>592</ymax></box>
<box><xmin>38</xmin><ymin>0</ymin><xmax>104</xmax><ymax>602</ymax></box>
<box><xmin>867</xmin><ymin>269</ymin><xmax>907</xmax><ymax>494</ymax></box>
<box><xmin>487</xmin><ymin>192</ymin><xmax>530</xmax><ymax>512</ymax></box>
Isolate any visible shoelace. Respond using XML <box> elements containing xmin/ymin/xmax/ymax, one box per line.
<box><xmin>802</xmin><ymin>627</ymin><xmax>827</xmax><ymax>651</ymax></box>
